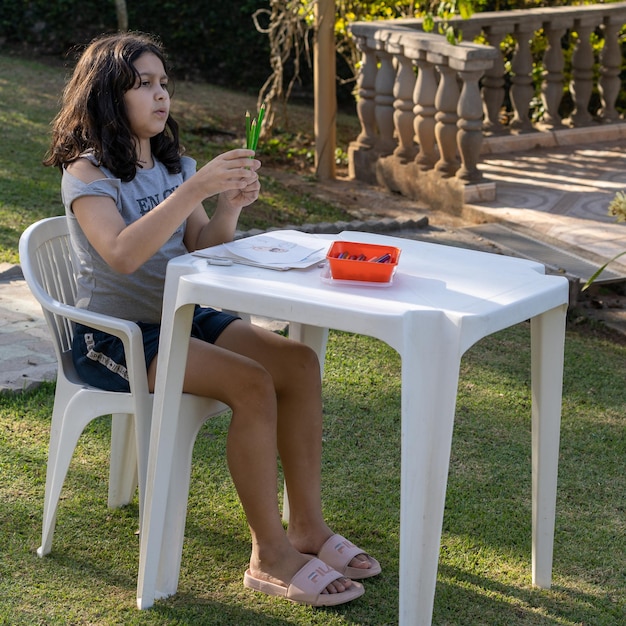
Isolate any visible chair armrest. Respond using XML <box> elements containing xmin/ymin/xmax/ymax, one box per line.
<box><xmin>43</xmin><ymin>298</ymin><xmax>150</xmax><ymax>398</ymax></box>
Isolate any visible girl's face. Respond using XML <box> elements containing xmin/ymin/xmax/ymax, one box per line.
<box><xmin>124</xmin><ymin>52</ymin><xmax>170</xmax><ymax>149</ymax></box>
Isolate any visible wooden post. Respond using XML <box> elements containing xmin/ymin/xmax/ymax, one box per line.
<box><xmin>314</xmin><ymin>0</ymin><xmax>336</xmax><ymax>180</ymax></box>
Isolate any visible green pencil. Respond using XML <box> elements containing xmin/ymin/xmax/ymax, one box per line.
<box><xmin>245</xmin><ymin>103</ymin><xmax>266</xmax><ymax>151</ymax></box>
<box><xmin>245</xmin><ymin>110</ymin><xmax>252</xmax><ymax>149</ymax></box>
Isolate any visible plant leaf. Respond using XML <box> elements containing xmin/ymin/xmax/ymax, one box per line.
<box><xmin>582</xmin><ymin>250</ymin><xmax>626</xmax><ymax>291</ymax></box>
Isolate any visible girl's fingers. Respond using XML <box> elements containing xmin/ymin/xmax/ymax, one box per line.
<box><xmin>201</xmin><ymin>159</ymin><xmax>260</xmax><ymax>177</ymax></box>
<box><xmin>226</xmin><ymin>157</ymin><xmax>261</xmax><ymax>171</ymax></box>
<box><xmin>231</xmin><ymin>169</ymin><xmax>258</xmax><ymax>185</ymax></box>
<box><xmin>218</xmin><ymin>148</ymin><xmax>256</xmax><ymax>162</ymax></box>
<box><xmin>194</xmin><ymin>150</ymin><xmax>261</xmax><ymax>198</ymax></box>
<box><xmin>230</xmin><ymin>148</ymin><xmax>256</xmax><ymax>158</ymax></box>
<box><xmin>217</xmin><ymin>149</ymin><xmax>260</xmax><ymax>169</ymax></box>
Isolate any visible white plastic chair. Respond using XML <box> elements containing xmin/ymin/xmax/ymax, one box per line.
<box><xmin>19</xmin><ymin>216</ymin><xmax>228</xmax><ymax>559</ymax></box>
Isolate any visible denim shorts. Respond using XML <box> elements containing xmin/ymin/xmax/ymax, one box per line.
<box><xmin>72</xmin><ymin>306</ymin><xmax>239</xmax><ymax>392</ymax></box>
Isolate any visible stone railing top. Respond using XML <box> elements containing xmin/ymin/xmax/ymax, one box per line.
<box><xmin>351</xmin><ymin>22</ymin><xmax>498</xmax><ymax>68</ymax></box>
<box><xmin>388</xmin><ymin>0</ymin><xmax>626</xmax><ymax>33</ymax></box>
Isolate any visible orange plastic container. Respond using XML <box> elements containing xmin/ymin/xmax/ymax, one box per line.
<box><xmin>326</xmin><ymin>241</ymin><xmax>401</xmax><ymax>283</ymax></box>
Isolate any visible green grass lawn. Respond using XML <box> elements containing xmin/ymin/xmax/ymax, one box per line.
<box><xmin>0</xmin><ymin>51</ymin><xmax>625</xmax><ymax>625</ymax></box>
<box><xmin>1</xmin><ymin>325</ymin><xmax>625</xmax><ymax>625</ymax></box>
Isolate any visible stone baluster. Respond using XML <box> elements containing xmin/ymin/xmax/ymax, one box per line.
<box><xmin>412</xmin><ymin>52</ymin><xmax>438</xmax><ymax>171</ymax></box>
<box><xmin>388</xmin><ymin>34</ymin><xmax>418</xmax><ymax>163</ymax></box>
<box><xmin>456</xmin><ymin>66</ymin><xmax>489</xmax><ymax>183</ymax></box>
<box><xmin>373</xmin><ymin>32</ymin><xmax>397</xmax><ymax>155</ymax></box>
<box><xmin>433</xmin><ymin>60</ymin><xmax>460</xmax><ymax>177</ymax></box>
<box><xmin>352</xmin><ymin>34</ymin><xmax>378</xmax><ymax>148</ymax></box>
<box><xmin>509</xmin><ymin>23</ymin><xmax>536</xmax><ymax>132</ymax></box>
<box><xmin>481</xmin><ymin>25</ymin><xmax>508</xmax><ymax>134</ymax></box>
<box><xmin>539</xmin><ymin>23</ymin><xmax>566</xmax><ymax>129</ymax></box>
<box><xmin>598</xmin><ymin>18</ymin><xmax>622</xmax><ymax>122</ymax></box>
<box><xmin>568</xmin><ymin>19</ymin><xmax>595</xmax><ymax>126</ymax></box>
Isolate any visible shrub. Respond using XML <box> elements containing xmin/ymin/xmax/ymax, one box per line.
<box><xmin>0</xmin><ymin>0</ymin><xmax>271</xmax><ymax>92</ymax></box>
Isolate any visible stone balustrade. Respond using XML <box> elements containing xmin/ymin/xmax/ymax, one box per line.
<box><xmin>348</xmin><ymin>2</ymin><xmax>626</xmax><ymax>210</ymax></box>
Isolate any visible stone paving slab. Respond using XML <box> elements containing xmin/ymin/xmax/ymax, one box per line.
<box><xmin>0</xmin><ymin>271</ymin><xmax>57</xmax><ymax>392</ymax></box>
<box><xmin>466</xmin><ymin>139</ymin><xmax>626</xmax><ymax>272</ymax></box>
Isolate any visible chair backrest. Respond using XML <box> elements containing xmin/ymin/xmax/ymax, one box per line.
<box><xmin>19</xmin><ymin>216</ymin><xmax>78</xmax><ymax>371</ymax></box>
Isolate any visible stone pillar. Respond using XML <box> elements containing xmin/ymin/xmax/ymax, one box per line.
<box><xmin>433</xmin><ymin>60</ymin><xmax>460</xmax><ymax>177</ymax></box>
<box><xmin>456</xmin><ymin>67</ymin><xmax>488</xmax><ymax>183</ymax></box>
<box><xmin>348</xmin><ymin>27</ymin><xmax>381</xmax><ymax>184</ymax></box>
<box><xmin>373</xmin><ymin>32</ymin><xmax>397</xmax><ymax>155</ymax></box>
<box><xmin>413</xmin><ymin>53</ymin><xmax>438</xmax><ymax>171</ymax></box>
<box><xmin>539</xmin><ymin>23</ymin><xmax>566</xmax><ymax>129</ymax></box>
<box><xmin>352</xmin><ymin>35</ymin><xmax>378</xmax><ymax>149</ymax></box>
<box><xmin>568</xmin><ymin>19</ymin><xmax>595</xmax><ymax>126</ymax></box>
<box><xmin>509</xmin><ymin>23</ymin><xmax>536</xmax><ymax>132</ymax></box>
<box><xmin>598</xmin><ymin>18</ymin><xmax>622</xmax><ymax>123</ymax></box>
<box><xmin>481</xmin><ymin>26</ymin><xmax>507</xmax><ymax>134</ymax></box>
<box><xmin>389</xmin><ymin>35</ymin><xmax>418</xmax><ymax>163</ymax></box>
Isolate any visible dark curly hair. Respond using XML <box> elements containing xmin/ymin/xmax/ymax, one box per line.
<box><xmin>43</xmin><ymin>32</ymin><xmax>182</xmax><ymax>182</ymax></box>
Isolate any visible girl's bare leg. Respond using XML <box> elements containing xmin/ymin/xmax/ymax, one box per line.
<box><xmin>213</xmin><ymin>321</ymin><xmax>372</xmax><ymax>572</ymax></box>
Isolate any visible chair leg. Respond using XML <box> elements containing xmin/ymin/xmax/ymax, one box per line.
<box><xmin>133</xmin><ymin>398</ymin><xmax>153</xmax><ymax>527</ymax></box>
<box><xmin>39</xmin><ymin>385</ymin><xmax>134</xmax><ymax>557</ymax></box>
<box><xmin>107</xmin><ymin>413</ymin><xmax>138</xmax><ymax>509</ymax></box>
<box><xmin>37</xmin><ymin>411</ymin><xmax>65</xmax><ymax>557</ymax></box>
<box><xmin>38</xmin><ymin>403</ymin><xmax>92</xmax><ymax>556</ymax></box>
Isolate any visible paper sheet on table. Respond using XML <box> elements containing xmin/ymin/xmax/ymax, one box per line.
<box><xmin>193</xmin><ymin>230</ymin><xmax>331</xmax><ymax>270</ymax></box>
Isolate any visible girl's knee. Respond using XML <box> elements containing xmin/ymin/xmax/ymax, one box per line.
<box><xmin>301</xmin><ymin>343</ymin><xmax>322</xmax><ymax>376</ymax></box>
<box><xmin>281</xmin><ymin>341</ymin><xmax>321</xmax><ymax>386</ymax></box>
<box><xmin>230</xmin><ymin>362</ymin><xmax>276</xmax><ymax>412</ymax></box>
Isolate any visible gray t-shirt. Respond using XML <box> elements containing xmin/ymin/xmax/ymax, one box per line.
<box><xmin>62</xmin><ymin>155</ymin><xmax>197</xmax><ymax>323</ymax></box>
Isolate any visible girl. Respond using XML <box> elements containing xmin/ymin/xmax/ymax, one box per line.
<box><xmin>43</xmin><ymin>32</ymin><xmax>379</xmax><ymax>606</ymax></box>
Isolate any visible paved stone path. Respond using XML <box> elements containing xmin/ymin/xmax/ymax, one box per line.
<box><xmin>0</xmin><ymin>265</ymin><xmax>58</xmax><ymax>392</ymax></box>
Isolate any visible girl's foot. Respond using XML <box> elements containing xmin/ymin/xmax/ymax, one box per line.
<box><xmin>244</xmin><ymin>556</ymin><xmax>365</xmax><ymax>606</ymax></box>
<box><xmin>288</xmin><ymin>529</ymin><xmax>382</xmax><ymax>580</ymax></box>
<box><xmin>247</xmin><ymin>548</ymin><xmax>358</xmax><ymax>596</ymax></box>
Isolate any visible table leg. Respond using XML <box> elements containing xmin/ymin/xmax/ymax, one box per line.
<box><xmin>398</xmin><ymin>317</ymin><xmax>462</xmax><ymax>626</ymax></box>
<box><xmin>530</xmin><ymin>304</ymin><xmax>566</xmax><ymax>588</ymax></box>
<box><xmin>136</xmin><ymin>302</ymin><xmax>195</xmax><ymax>609</ymax></box>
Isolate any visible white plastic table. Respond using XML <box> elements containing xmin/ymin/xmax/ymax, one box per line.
<box><xmin>137</xmin><ymin>231</ymin><xmax>569</xmax><ymax>625</ymax></box>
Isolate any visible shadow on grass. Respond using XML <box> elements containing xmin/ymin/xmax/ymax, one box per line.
<box><xmin>153</xmin><ymin>596</ymin><xmax>298</xmax><ymax>625</ymax></box>
<box><xmin>436</xmin><ymin>562</ymin><xmax>623</xmax><ymax>626</ymax></box>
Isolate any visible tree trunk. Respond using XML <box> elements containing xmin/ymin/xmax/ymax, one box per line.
<box><xmin>115</xmin><ymin>0</ymin><xmax>128</xmax><ymax>32</ymax></box>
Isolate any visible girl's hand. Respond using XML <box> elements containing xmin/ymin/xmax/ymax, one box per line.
<box><xmin>194</xmin><ymin>148</ymin><xmax>260</xmax><ymax>199</ymax></box>
<box><xmin>187</xmin><ymin>150</ymin><xmax>261</xmax><ymax>250</ymax></box>
<box><xmin>220</xmin><ymin>175</ymin><xmax>261</xmax><ymax>210</ymax></box>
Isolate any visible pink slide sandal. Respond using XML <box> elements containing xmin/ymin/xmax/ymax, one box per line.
<box><xmin>315</xmin><ymin>534</ymin><xmax>382</xmax><ymax>580</ymax></box>
<box><xmin>243</xmin><ymin>557</ymin><xmax>365</xmax><ymax>606</ymax></box>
